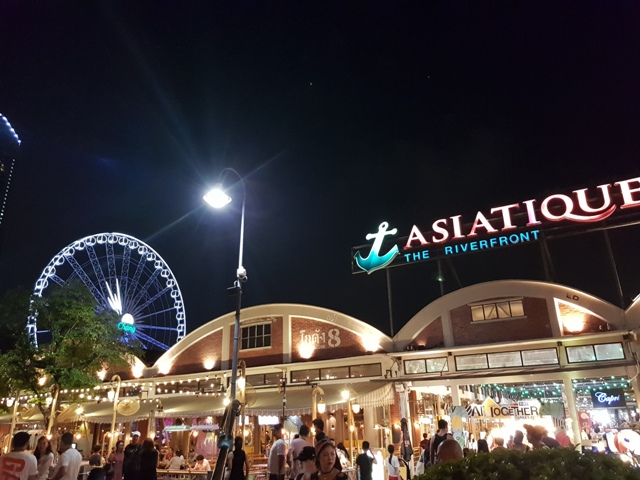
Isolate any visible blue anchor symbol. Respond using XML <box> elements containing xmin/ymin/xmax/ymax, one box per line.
<box><xmin>355</xmin><ymin>222</ymin><xmax>400</xmax><ymax>274</ymax></box>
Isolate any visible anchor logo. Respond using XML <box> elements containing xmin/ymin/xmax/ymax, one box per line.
<box><xmin>354</xmin><ymin>222</ymin><xmax>400</xmax><ymax>274</ymax></box>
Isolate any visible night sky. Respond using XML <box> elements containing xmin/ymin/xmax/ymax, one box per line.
<box><xmin>1</xmin><ymin>2</ymin><xmax>640</xmax><ymax>342</ymax></box>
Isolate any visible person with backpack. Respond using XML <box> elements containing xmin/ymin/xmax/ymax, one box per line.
<box><xmin>429</xmin><ymin>420</ymin><xmax>453</xmax><ymax>465</ymax></box>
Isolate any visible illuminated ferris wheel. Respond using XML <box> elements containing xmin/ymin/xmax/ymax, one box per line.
<box><xmin>30</xmin><ymin>233</ymin><xmax>186</xmax><ymax>351</ymax></box>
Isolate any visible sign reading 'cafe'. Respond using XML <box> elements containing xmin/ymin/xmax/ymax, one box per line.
<box><xmin>351</xmin><ymin>176</ymin><xmax>640</xmax><ymax>274</ymax></box>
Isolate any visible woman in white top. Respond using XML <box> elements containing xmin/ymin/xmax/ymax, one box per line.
<box><xmin>385</xmin><ymin>445</ymin><xmax>400</xmax><ymax>480</ymax></box>
<box><xmin>165</xmin><ymin>450</ymin><xmax>185</xmax><ymax>470</ymax></box>
<box><xmin>33</xmin><ymin>436</ymin><xmax>54</xmax><ymax>480</ymax></box>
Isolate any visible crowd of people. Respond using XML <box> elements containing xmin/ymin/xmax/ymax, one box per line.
<box><xmin>1</xmin><ymin>417</ymin><xmax>579</xmax><ymax>480</ymax></box>
<box><xmin>415</xmin><ymin>419</ymin><xmax>576</xmax><ymax>472</ymax></box>
<box><xmin>0</xmin><ymin>430</ymin><xmax>213</xmax><ymax>480</ymax></box>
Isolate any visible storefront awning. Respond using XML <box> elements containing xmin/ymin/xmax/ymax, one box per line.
<box><xmin>244</xmin><ymin>381</ymin><xmax>393</xmax><ymax>416</ymax></box>
<box><xmin>0</xmin><ymin>382</ymin><xmax>393</xmax><ymax>425</ymax></box>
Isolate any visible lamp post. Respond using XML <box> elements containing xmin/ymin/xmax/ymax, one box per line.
<box><xmin>204</xmin><ymin>168</ymin><xmax>247</xmax><ymax>480</ymax></box>
<box><xmin>311</xmin><ymin>385</ymin><xmax>325</xmax><ymax>419</ymax></box>
<box><xmin>108</xmin><ymin>374</ymin><xmax>122</xmax><ymax>455</ymax></box>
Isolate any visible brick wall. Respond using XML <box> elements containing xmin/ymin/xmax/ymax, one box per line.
<box><xmin>170</xmin><ymin>329</ymin><xmax>223</xmax><ymax>375</ymax></box>
<box><xmin>451</xmin><ymin>297</ymin><xmax>551</xmax><ymax>346</ymax></box>
<box><xmin>409</xmin><ymin>317</ymin><xmax>444</xmax><ymax>349</ymax></box>
<box><xmin>290</xmin><ymin>316</ymin><xmax>369</xmax><ymax>362</ymax></box>
<box><xmin>557</xmin><ymin>301</ymin><xmax>614</xmax><ymax>334</ymax></box>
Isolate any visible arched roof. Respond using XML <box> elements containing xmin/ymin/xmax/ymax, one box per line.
<box><xmin>394</xmin><ymin>279</ymin><xmax>629</xmax><ymax>349</ymax></box>
<box><xmin>153</xmin><ymin>303</ymin><xmax>393</xmax><ymax>372</ymax></box>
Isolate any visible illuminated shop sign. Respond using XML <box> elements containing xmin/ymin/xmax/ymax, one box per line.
<box><xmin>590</xmin><ymin>388</ymin><xmax>626</xmax><ymax>408</ymax></box>
<box><xmin>465</xmin><ymin>398</ymin><xmax>540</xmax><ymax>419</ymax></box>
<box><xmin>118</xmin><ymin>320</ymin><xmax>136</xmax><ymax>334</ymax></box>
<box><xmin>352</xmin><ymin>177</ymin><xmax>640</xmax><ymax>274</ymax></box>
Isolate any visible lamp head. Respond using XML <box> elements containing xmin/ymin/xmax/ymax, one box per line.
<box><xmin>204</xmin><ymin>185</ymin><xmax>232</xmax><ymax>209</ymax></box>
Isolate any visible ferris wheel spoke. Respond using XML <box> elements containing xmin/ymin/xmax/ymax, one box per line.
<box><xmin>48</xmin><ymin>274</ymin><xmax>66</xmax><ymax>287</ymax></box>
<box><xmin>120</xmin><ymin>244</ymin><xmax>132</xmax><ymax>300</ymax></box>
<box><xmin>127</xmin><ymin>268</ymin><xmax>163</xmax><ymax>314</ymax></box>
<box><xmin>64</xmin><ymin>254</ymin><xmax>108</xmax><ymax>306</ymax></box>
<box><xmin>106</xmin><ymin>240</ymin><xmax>117</xmax><ymax>285</ymax></box>
<box><xmin>128</xmin><ymin>285</ymin><xmax>171</xmax><ymax>318</ymax></box>
<box><xmin>131</xmin><ymin>306</ymin><xmax>176</xmax><ymax>321</ymax></box>
<box><xmin>136</xmin><ymin>324</ymin><xmax>178</xmax><ymax>332</ymax></box>
<box><xmin>124</xmin><ymin>256</ymin><xmax>147</xmax><ymax>308</ymax></box>
<box><xmin>133</xmin><ymin>330</ymin><xmax>170</xmax><ymax>351</ymax></box>
<box><xmin>85</xmin><ymin>244</ymin><xmax>110</xmax><ymax>302</ymax></box>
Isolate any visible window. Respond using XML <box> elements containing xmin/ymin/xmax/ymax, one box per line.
<box><xmin>291</xmin><ymin>364</ymin><xmax>382</xmax><ymax>383</ymax></box>
<box><xmin>320</xmin><ymin>366</ymin><xmax>349</xmax><ymax>380</ymax></box>
<box><xmin>566</xmin><ymin>343</ymin><xmax>625</xmax><ymax>363</ymax></box>
<box><xmin>455</xmin><ymin>354</ymin><xmax>488</xmax><ymax>371</ymax></box>
<box><xmin>521</xmin><ymin>348</ymin><xmax>558</xmax><ymax>366</ymax></box>
<box><xmin>404</xmin><ymin>360</ymin><xmax>426</xmax><ymax>375</ymax></box>
<box><xmin>595</xmin><ymin>343</ymin><xmax>625</xmax><ymax>361</ymax></box>
<box><xmin>471</xmin><ymin>299</ymin><xmax>524</xmax><ymax>321</ymax></box>
<box><xmin>241</xmin><ymin>322</ymin><xmax>271</xmax><ymax>350</ymax></box>
<box><xmin>426</xmin><ymin>358</ymin><xmax>449</xmax><ymax>373</ymax></box>
<box><xmin>350</xmin><ymin>363</ymin><xmax>382</xmax><ymax>378</ymax></box>
<box><xmin>246</xmin><ymin>373</ymin><xmax>284</xmax><ymax>386</ymax></box>
<box><xmin>488</xmin><ymin>351</ymin><xmax>522</xmax><ymax>368</ymax></box>
<box><xmin>566</xmin><ymin>346</ymin><xmax>596</xmax><ymax>363</ymax></box>
<box><xmin>291</xmin><ymin>369</ymin><xmax>320</xmax><ymax>384</ymax></box>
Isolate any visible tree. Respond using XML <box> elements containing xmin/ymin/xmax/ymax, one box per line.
<box><xmin>0</xmin><ymin>283</ymin><xmax>141</xmax><ymax>430</ymax></box>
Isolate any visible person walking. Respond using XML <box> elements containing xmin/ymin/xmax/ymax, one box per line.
<box><xmin>268</xmin><ymin>424</ymin><xmax>287</xmax><ymax>480</ymax></box>
<box><xmin>385</xmin><ymin>445</ymin><xmax>400</xmax><ymax>480</ymax></box>
<box><xmin>312</xmin><ymin>419</ymin><xmax>326</xmax><ymax>446</ymax></box>
<box><xmin>228</xmin><ymin>436</ymin><xmax>249</xmax><ymax>480</ymax></box>
<box><xmin>139</xmin><ymin>438</ymin><xmax>159</xmax><ymax>480</ymax></box>
<box><xmin>0</xmin><ymin>431</ymin><xmax>38</xmax><ymax>480</ymax></box>
<box><xmin>429</xmin><ymin>420</ymin><xmax>453</xmax><ymax>465</ymax></box>
<box><xmin>89</xmin><ymin>444</ymin><xmax>105</xmax><ymax>467</ymax></box>
<box><xmin>293</xmin><ymin>446</ymin><xmax>316</xmax><ymax>480</ymax></box>
<box><xmin>476</xmin><ymin>439</ymin><xmax>489</xmax><ymax>453</ymax></box>
<box><xmin>355</xmin><ymin>441</ymin><xmax>376</xmax><ymax>480</ymax></box>
<box><xmin>289</xmin><ymin>425</ymin><xmax>311</xmax><ymax>480</ymax></box>
<box><xmin>509</xmin><ymin>430</ymin><xmax>530</xmax><ymax>452</ymax></box>
<box><xmin>49</xmin><ymin>432</ymin><xmax>83</xmax><ymax>480</ymax></box>
<box><xmin>436</xmin><ymin>440</ymin><xmax>463</xmax><ymax>465</ymax></box>
<box><xmin>108</xmin><ymin>441</ymin><xmax>125</xmax><ymax>480</ymax></box>
<box><xmin>123</xmin><ymin>433</ymin><xmax>142</xmax><ymax>480</ymax></box>
<box><xmin>33</xmin><ymin>435</ymin><xmax>54</xmax><ymax>480</ymax></box>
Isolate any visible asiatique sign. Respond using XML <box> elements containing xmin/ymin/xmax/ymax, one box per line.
<box><xmin>352</xmin><ymin>176</ymin><xmax>640</xmax><ymax>274</ymax></box>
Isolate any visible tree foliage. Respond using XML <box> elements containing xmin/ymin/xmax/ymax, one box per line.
<box><xmin>419</xmin><ymin>448</ymin><xmax>640</xmax><ymax>480</ymax></box>
<box><xmin>0</xmin><ymin>283</ymin><xmax>141</xmax><ymax>427</ymax></box>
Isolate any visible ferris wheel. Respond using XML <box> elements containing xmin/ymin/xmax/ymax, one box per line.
<box><xmin>30</xmin><ymin>232</ymin><xmax>186</xmax><ymax>351</ymax></box>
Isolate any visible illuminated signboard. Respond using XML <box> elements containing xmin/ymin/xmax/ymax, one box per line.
<box><xmin>590</xmin><ymin>388</ymin><xmax>626</xmax><ymax>408</ymax></box>
<box><xmin>352</xmin><ymin>177</ymin><xmax>640</xmax><ymax>274</ymax></box>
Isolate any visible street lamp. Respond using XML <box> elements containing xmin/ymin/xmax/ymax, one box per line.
<box><xmin>108</xmin><ymin>374</ymin><xmax>122</xmax><ymax>455</ymax></box>
<box><xmin>204</xmin><ymin>168</ymin><xmax>247</xmax><ymax>480</ymax></box>
<box><xmin>311</xmin><ymin>385</ymin><xmax>325</xmax><ymax>419</ymax></box>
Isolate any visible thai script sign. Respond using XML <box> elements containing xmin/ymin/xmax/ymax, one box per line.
<box><xmin>299</xmin><ymin>328</ymin><xmax>341</xmax><ymax>349</ymax></box>
<box><xmin>352</xmin><ymin>177</ymin><xmax>640</xmax><ymax>274</ymax></box>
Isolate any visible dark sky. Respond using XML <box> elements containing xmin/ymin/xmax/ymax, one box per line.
<box><xmin>1</xmin><ymin>2</ymin><xmax>640</xmax><ymax>342</ymax></box>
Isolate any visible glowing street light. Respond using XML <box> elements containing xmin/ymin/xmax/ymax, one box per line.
<box><xmin>204</xmin><ymin>168</ymin><xmax>247</xmax><ymax>480</ymax></box>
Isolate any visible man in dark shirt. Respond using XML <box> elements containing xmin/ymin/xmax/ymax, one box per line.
<box><xmin>356</xmin><ymin>441</ymin><xmax>377</xmax><ymax>480</ymax></box>
<box><xmin>123</xmin><ymin>432</ymin><xmax>141</xmax><ymax>480</ymax></box>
